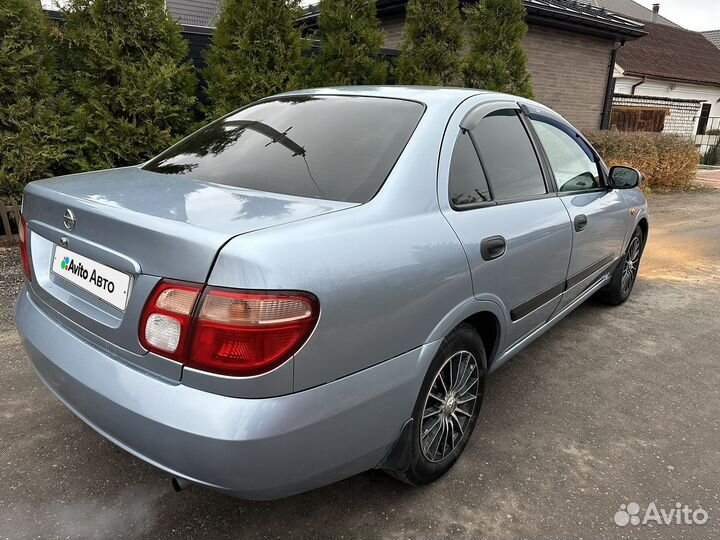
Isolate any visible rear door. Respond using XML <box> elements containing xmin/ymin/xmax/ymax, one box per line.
<box><xmin>524</xmin><ymin>111</ymin><xmax>629</xmax><ymax>309</ymax></box>
<box><xmin>439</xmin><ymin>100</ymin><xmax>573</xmax><ymax>349</ymax></box>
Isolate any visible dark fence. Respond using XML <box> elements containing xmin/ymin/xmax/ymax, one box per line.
<box><xmin>695</xmin><ymin>116</ymin><xmax>720</xmax><ymax>165</ymax></box>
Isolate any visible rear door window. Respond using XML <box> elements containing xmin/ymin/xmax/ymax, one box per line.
<box><xmin>143</xmin><ymin>96</ymin><xmax>425</xmax><ymax>203</ymax></box>
<box><xmin>471</xmin><ymin>109</ymin><xmax>546</xmax><ymax>201</ymax></box>
<box><xmin>449</xmin><ymin>131</ymin><xmax>492</xmax><ymax>207</ymax></box>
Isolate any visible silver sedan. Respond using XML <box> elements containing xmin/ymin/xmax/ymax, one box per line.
<box><xmin>16</xmin><ymin>87</ymin><xmax>647</xmax><ymax>499</ymax></box>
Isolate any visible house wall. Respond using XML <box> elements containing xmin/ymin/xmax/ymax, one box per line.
<box><xmin>523</xmin><ymin>25</ymin><xmax>614</xmax><ymax>131</ymax></box>
<box><xmin>382</xmin><ymin>15</ymin><xmax>405</xmax><ymax>49</ymax></box>
<box><xmin>614</xmin><ymin>76</ymin><xmax>720</xmax><ymax>123</ymax></box>
<box><xmin>611</xmin><ymin>94</ymin><xmax>702</xmax><ymax>136</ymax></box>
<box><xmin>380</xmin><ymin>19</ymin><xmax>614</xmax><ymax>131</ymax></box>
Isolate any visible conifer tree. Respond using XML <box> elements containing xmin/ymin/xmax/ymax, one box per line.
<box><xmin>204</xmin><ymin>0</ymin><xmax>308</xmax><ymax>118</ymax></box>
<box><xmin>396</xmin><ymin>0</ymin><xmax>463</xmax><ymax>86</ymax></box>
<box><xmin>462</xmin><ymin>0</ymin><xmax>534</xmax><ymax>98</ymax></box>
<box><xmin>0</xmin><ymin>0</ymin><xmax>66</xmax><ymax>199</ymax></box>
<box><xmin>58</xmin><ymin>0</ymin><xmax>198</xmax><ymax>173</ymax></box>
<box><xmin>311</xmin><ymin>0</ymin><xmax>387</xmax><ymax>86</ymax></box>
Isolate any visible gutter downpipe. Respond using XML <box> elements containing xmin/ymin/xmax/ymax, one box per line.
<box><xmin>631</xmin><ymin>76</ymin><xmax>647</xmax><ymax>96</ymax></box>
<box><xmin>601</xmin><ymin>41</ymin><xmax>625</xmax><ymax>130</ymax></box>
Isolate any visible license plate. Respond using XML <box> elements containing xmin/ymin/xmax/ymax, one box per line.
<box><xmin>51</xmin><ymin>246</ymin><xmax>132</xmax><ymax>311</ymax></box>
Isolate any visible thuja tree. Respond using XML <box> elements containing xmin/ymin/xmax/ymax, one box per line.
<box><xmin>396</xmin><ymin>0</ymin><xmax>463</xmax><ymax>86</ymax></box>
<box><xmin>58</xmin><ymin>0</ymin><xmax>198</xmax><ymax>173</ymax></box>
<box><xmin>204</xmin><ymin>0</ymin><xmax>308</xmax><ymax>118</ymax></box>
<box><xmin>462</xmin><ymin>0</ymin><xmax>534</xmax><ymax>98</ymax></box>
<box><xmin>0</xmin><ymin>0</ymin><xmax>66</xmax><ymax>199</ymax></box>
<box><xmin>311</xmin><ymin>0</ymin><xmax>387</xmax><ymax>86</ymax></box>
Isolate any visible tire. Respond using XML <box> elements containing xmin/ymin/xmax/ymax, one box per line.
<box><xmin>391</xmin><ymin>323</ymin><xmax>487</xmax><ymax>486</ymax></box>
<box><xmin>595</xmin><ymin>226</ymin><xmax>644</xmax><ymax>306</ymax></box>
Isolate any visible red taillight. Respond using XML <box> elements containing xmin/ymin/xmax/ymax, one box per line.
<box><xmin>139</xmin><ymin>282</ymin><xmax>319</xmax><ymax>377</ymax></box>
<box><xmin>18</xmin><ymin>215</ymin><xmax>31</xmax><ymax>282</ymax></box>
<box><xmin>188</xmin><ymin>288</ymin><xmax>319</xmax><ymax>377</ymax></box>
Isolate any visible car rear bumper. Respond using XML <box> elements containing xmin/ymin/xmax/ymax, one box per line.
<box><xmin>16</xmin><ymin>289</ymin><xmax>439</xmax><ymax>499</ymax></box>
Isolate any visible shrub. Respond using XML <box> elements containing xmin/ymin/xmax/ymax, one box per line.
<box><xmin>0</xmin><ymin>0</ymin><xmax>67</xmax><ymax>200</ymax></box>
<box><xmin>311</xmin><ymin>0</ymin><xmax>387</xmax><ymax>86</ymax></box>
<box><xmin>204</xmin><ymin>0</ymin><xmax>308</xmax><ymax>118</ymax></box>
<box><xmin>57</xmin><ymin>0</ymin><xmax>198</xmax><ymax>174</ymax></box>
<box><xmin>586</xmin><ymin>130</ymin><xmax>699</xmax><ymax>191</ymax></box>
<box><xmin>462</xmin><ymin>0</ymin><xmax>533</xmax><ymax>98</ymax></box>
<box><xmin>396</xmin><ymin>0</ymin><xmax>463</xmax><ymax>85</ymax></box>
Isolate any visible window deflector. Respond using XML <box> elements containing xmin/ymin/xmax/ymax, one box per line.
<box><xmin>459</xmin><ymin>101</ymin><xmax>521</xmax><ymax>133</ymax></box>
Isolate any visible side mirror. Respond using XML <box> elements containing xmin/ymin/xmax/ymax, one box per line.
<box><xmin>608</xmin><ymin>166</ymin><xmax>642</xmax><ymax>189</ymax></box>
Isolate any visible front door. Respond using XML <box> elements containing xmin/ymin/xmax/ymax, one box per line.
<box><xmin>440</xmin><ymin>102</ymin><xmax>574</xmax><ymax>349</ymax></box>
<box><xmin>526</xmin><ymin>115</ymin><xmax>629</xmax><ymax>309</ymax></box>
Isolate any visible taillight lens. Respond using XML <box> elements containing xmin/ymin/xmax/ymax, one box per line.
<box><xmin>18</xmin><ymin>215</ymin><xmax>31</xmax><ymax>282</ymax></box>
<box><xmin>139</xmin><ymin>281</ymin><xmax>202</xmax><ymax>361</ymax></box>
<box><xmin>139</xmin><ymin>282</ymin><xmax>319</xmax><ymax>377</ymax></box>
<box><xmin>188</xmin><ymin>289</ymin><xmax>319</xmax><ymax>377</ymax></box>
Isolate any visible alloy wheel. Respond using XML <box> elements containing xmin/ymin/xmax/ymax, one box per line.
<box><xmin>420</xmin><ymin>351</ymin><xmax>481</xmax><ymax>463</ymax></box>
<box><xmin>621</xmin><ymin>236</ymin><xmax>641</xmax><ymax>295</ymax></box>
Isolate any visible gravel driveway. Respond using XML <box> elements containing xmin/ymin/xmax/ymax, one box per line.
<box><xmin>1</xmin><ymin>190</ymin><xmax>719</xmax><ymax>540</ymax></box>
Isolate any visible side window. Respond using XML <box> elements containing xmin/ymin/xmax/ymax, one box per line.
<box><xmin>471</xmin><ymin>109</ymin><xmax>546</xmax><ymax>201</ymax></box>
<box><xmin>449</xmin><ymin>131</ymin><xmax>492</xmax><ymax>207</ymax></box>
<box><xmin>531</xmin><ymin>119</ymin><xmax>601</xmax><ymax>192</ymax></box>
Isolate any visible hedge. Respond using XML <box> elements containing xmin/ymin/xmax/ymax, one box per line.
<box><xmin>586</xmin><ymin>130</ymin><xmax>699</xmax><ymax>191</ymax></box>
<box><xmin>57</xmin><ymin>0</ymin><xmax>198</xmax><ymax>174</ymax></box>
<box><xmin>0</xmin><ymin>0</ymin><xmax>67</xmax><ymax>201</ymax></box>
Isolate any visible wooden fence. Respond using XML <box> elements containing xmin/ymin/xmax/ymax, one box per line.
<box><xmin>0</xmin><ymin>199</ymin><xmax>22</xmax><ymax>243</ymax></box>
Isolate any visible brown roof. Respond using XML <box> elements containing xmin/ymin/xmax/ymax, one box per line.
<box><xmin>617</xmin><ymin>21</ymin><xmax>720</xmax><ymax>87</ymax></box>
<box><xmin>166</xmin><ymin>0</ymin><xmax>220</xmax><ymax>27</ymax></box>
<box><xmin>703</xmin><ymin>30</ymin><xmax>720</xmax><ymax>50</ymax></box>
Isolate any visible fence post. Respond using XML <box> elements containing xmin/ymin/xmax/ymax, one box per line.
<box><xmin>0</xmin><ymin>199</ymin><xmax>21</xmax><ymax>242</ymax></box>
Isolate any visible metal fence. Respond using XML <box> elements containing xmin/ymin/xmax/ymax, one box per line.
<box><xmin>694</xmin><ymin>116</ymin><xmax>720</xmax><ymax>165</ymax></box>
<box><xmin>0</xmin><ymin>199</ymin><xmax>21</xmax><ymax>243</ymax></box>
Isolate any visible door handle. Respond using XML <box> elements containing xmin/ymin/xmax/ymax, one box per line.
<box><xmin>574</xmin><ymin>214</ymin><xmax>588</xmax><ymax>232</ymax></box>
<box><xmin>481</xmin><ymin>235</ymin><xmax>506</xmax><ymax>261</ymax></box>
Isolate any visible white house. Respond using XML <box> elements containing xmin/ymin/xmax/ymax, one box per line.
<box><xmin>609</xmin><ymin>20</ymin><xmax>720</xmax><ymax>149</ymax></box>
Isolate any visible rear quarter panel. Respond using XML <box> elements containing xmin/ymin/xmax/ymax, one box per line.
<box><xmin>208</xmin><ymin>200</ymin><xmax>479</xmax><ymax>391</ymax></box>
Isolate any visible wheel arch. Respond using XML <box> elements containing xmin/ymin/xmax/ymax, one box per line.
<box><xmin>461</xmin><ymin>311</ymin><xmax>501</xmax><ymax>370</ymax></box>
<box><xmin>426</xmin><ymin>298</ymin><xmax>505</xmax><ymax>369</ymax></box>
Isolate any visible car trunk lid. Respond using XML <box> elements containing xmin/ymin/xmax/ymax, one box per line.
<box><xmin>22</xmin><ymin>166</ymin><xmax>354</xmax><ymax>367</ymax></box>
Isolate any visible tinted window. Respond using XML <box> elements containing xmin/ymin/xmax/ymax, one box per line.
<box><xmin>143</xmin><ymin>96</ymin><xmax>424</xmax><ymax>203</ymax></box>
<box><xmin>531</xmin><ymin>119</ymin><xmax>600</xmax><ymax>192</ymax></box>
<box><xmin>472</xmin><ymin>110</ymin><xmax>546</xmax><ymax>201</ymax></box>
<box><xmin>449</xmin><ymin>131</ymin><xmax>492</xmax><ymax>207</ymax></box>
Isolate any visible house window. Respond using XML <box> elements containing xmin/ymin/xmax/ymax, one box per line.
<box><xmin>697</xmin><ymin>104</ymin><xmax>712</xmax><ymax>135</ymax></box>
<box><xmin>610</xmin><ymin>107</ymin><xmax>668</xmax><ymax>132</ymax></box>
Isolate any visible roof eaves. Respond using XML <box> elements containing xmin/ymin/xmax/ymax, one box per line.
<box><xmin>524</xmin><ymin>0</ymin><xmax>646</xmax><ymax>39</ymax></box>
<box><xmin>301</xmin><ymin>0</ymin><xmax>646</xmax><ymax>40</ymax></box>
<box><xmin>622</xmin><ymin>70</ymin><xmax>720</xmax><ymax>89</ymax></box>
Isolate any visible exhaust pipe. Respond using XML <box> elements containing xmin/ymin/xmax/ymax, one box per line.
<box><xmin>171</xmin><ymin>477</ymin><xmax>193</xmax><ymax>492</ymax></box>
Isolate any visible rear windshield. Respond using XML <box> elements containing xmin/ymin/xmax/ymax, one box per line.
<box><xmin>143</xmin><ymin>95</ymin><xmax>424</xmax><ymax>203</ymax></box>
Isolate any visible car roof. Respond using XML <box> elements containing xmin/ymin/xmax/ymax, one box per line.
<box><xmin>276</xmin><ymin>86</ymin><xmax>502</xmax><ymax>107</ymax></box>
<box><xmin>274</xmin><ymin>86</ymin><xmax>560</xmax><ymax>122</ymax></box>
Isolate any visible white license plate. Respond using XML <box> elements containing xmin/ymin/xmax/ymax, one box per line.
<box><xmin>51</xmin><ymin>246</ymin><xmax>132</xmax><ymax>311</ymax></box>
